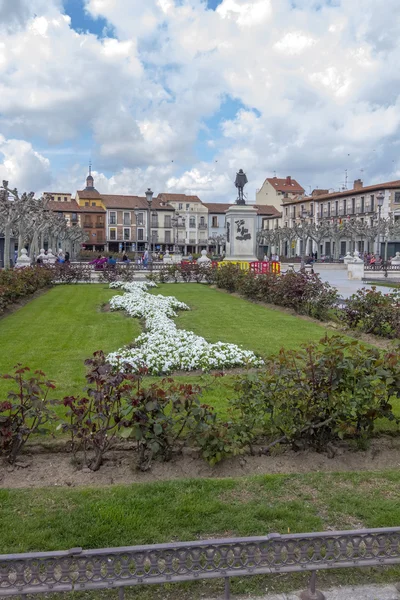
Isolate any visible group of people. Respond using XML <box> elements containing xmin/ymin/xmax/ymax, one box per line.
<box><xmin>36</xmin><ymin>249</ymin><xmax>70</xmax><ymax>264</ymax></box>
<box><xmin>363</xmin><ymin>252</ymin><xmax>382</xmax><ymax>265</ymax></box>
<box><xmin>263</xmin><ymin>253</ymin><xmax>280</xmax><ymax>262</ymax></box>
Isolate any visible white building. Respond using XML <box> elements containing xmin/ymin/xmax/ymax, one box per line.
<box><xmin>157</xmin><ymin>193</ymin><xmax>209</xmax><ymax>254</ymax></box>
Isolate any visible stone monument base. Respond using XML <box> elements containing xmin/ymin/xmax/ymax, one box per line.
<box><xmin>224</xmin><ymin>205</ymin><xmax>258</xmax><ymax>262</ymax></box>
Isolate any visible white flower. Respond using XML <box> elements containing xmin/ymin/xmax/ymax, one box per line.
<box><xmin>107</xmin><ymin>282</ymin><xmax>264</xmax><ymax>375</ymax></box>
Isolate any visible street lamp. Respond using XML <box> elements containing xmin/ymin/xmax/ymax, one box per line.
<box><xmin>145</xmin><ymin>188</ymin><xmax>154</xmax><ymax>258</ymax></box>
<box><xmin>171</xmin><ymin>211</ymin><xmax>181</xmax><ymax>253</ymax></box>
<box><xmin>299</xmin><ymin>207</ymin><xmax>307</xmax><ymax>269</ymax></box>
<box><xmin>376</xmin><ymin>191</ymin><xmax>384</xmax><ymax>256</ymax></box>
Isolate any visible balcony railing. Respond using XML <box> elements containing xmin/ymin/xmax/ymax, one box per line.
<box><xmin>198</xmin><ymin>224</ymin><xmax>207</xmax><ymax>230</ymax></box>
<box><xmin>83</xmin><ymin>223</ymin><xmax>93</xmax><ymax>229</ymax></box>
<box><xmin>96</xmin><ymin>223</ymin><xmax>104</xmax><ymax>228</ymax></box>
<box><xmin>189</xmin><ymin>238</ymin><xmax>196</xmax><ymax>244</ymax></box>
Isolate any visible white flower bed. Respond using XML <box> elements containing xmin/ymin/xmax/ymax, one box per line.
<box><xmin>107</xmin><ymin>281</ymin><xmax>264</xmax><ymax>374</ymax></box>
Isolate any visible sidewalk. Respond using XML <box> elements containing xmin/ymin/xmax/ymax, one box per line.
<box><xmin>207</xmin><ymin>583</ymin><xmax>400</xmax><ymax>600</ymax></box>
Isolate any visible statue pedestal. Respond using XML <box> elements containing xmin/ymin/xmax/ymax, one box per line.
<box><xmin>224</xmin><ymin>205</ymin><xmax>258</xmax><ymax>262</ymax></box>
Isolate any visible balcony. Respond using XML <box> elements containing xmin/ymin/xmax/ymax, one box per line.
<box><xmin>83</xmin><ymin>222</ymin><xmax>93</xmax><ymax>229</ymax></box>
<box><xmin>198</xmin><ymin>224</ymin><xmax>207</xmax><ymax>230</ymax></box>
<box><xmin>189</xmin><ymin>238</ymin><xmax>196</xmax><ymax>244</ymax></box>
<box><xmin>96</xmin><ymin>223</ymin><xmax>104</xmax><ymax>228</ymax></box>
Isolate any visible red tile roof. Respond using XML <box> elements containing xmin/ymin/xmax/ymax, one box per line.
<box><xmin>203</xmin><ymin>203</ymin><xmax>232</xmax><ymax>213</ymax></box>
<box><xmin>76</xmin><ymin>189</ymin><xmax>102</xmax><ymax>199</ymax></box>
<box><xmin>285</xmin><ymin>179</ymin><xmax>400</xmax><ymax>204</ymax></box>
<box><xmin>47</xmin><ymin>200</ymin><xmax>81</xmax><ymax>212</ymax></box>
<box><xmin>157</xmin><ymin>193</ymin><xmax>202</xmax><ymax>203</ymax></box>
<box><xmin>265</xmin><ymin>177</ymin><xmax>305</xmax><ymax>194</ymax></box>
<box><xmin>102</xmin><ymin>195</ymin><xmax>145</xmax><ymax>209</ymax></box>
<box><xmin>254</xmin><ymin>205</ymin><xmax>281</xmax><ymax>216</ymax></box>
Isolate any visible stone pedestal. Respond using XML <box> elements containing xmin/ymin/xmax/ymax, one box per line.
<box><xmin>348</xmin><ymin>262</ymin><xmax>364</xmax><ymax>280</ymax></box>
<box><xmin>224</xmin><ymin>205</ymin><xmax>258</xmax><ymax>261</ymax></box>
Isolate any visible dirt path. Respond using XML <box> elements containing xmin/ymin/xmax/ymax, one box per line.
<box><xmin>1</xmin><ymin>437</ymin><xmax>400</xmax><ymax>489</ymax></box>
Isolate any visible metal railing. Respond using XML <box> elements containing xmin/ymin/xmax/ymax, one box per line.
<box><xmin>1</xmin><ymin>528</ymin><xmax>399</xmax><ymax>599</ymax></box>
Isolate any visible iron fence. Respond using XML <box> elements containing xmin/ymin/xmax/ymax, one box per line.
<box><xmin>1</xmin><ymin>527</ymin><xmax>400</xmax><ymax>599</ymax></box>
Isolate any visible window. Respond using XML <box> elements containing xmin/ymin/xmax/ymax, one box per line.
<box><xmin>123</xmin><ymin>228</ymin><xmax>130</xmax><ymax>240</ymax></box>
<box><xmin>64</xmin><ymin>196</ymin><xmax>68</xmax><ymax>202</ymax></box>
<box><xmin>58</xmin><ymin>196</ymin><xmax>61</xmax><ymax>201</ymax></box>
<box><xmin>200</xmin><ymin>216</ymin><xmax>205</xmax><ymax>225</ymax></box>
<box><xmin>85</xmin><ymin>202</ymin><xmax>89</xmax><ymax>207</ymax></box>
<box><xmin>319</xmin><ymin>204</ymin><xmax>323</xmax><ymax>218</ymax></box>
<box><xmin>310</xmin><ymin>203</ymin><xmax>314</xmax><ymax>216</ymax></box>
<box><xmin>123</xmin><ymin>212</ymin><xmax>130</xmax><ymax>226</ymax></box>
<box><xmin>151</xmin><ymin>215</ymin><xmax>158</xmax><ymax>227</ymax></box>
<box><xmin>92</xmin><ymin>202</ymin><xmax>96</xmax><ymax>207</ymax></box>
<box><xmin>189</xmin><ymin>217</ymin><xmax>196</xmax><ymax>228</ymax></box>
<box><xmin>285</xmin><ymin>207</ymin><xmax>288</xmax><ymax>216</ymax></box>
<box><xmin>343</xmin><ymin>198</ymin><xmax>347</xmax><ymax>214</ymax></box>
<box><xmin>327</xmin><ymin>202</ymin><xmax>331</xmax><ymax>217</ymax></box>
<box><xmin>71</xmin><ymin>213</ymin><xmax>77</xmax><ymax>221</ymax></box>
<box><xmin>212</xmin><ymin>216</ymin><xmax>218</xmax><ymax>227</ymax></box>
<box><xmin>351</xmin><ymin>198</ymin><xmax>355</xmax><ymax>214</ymax></box>
<box><xmin>164</xmin><ymin>215</ymin><xmax>171</xmax><ymax>228</ymax></box>
<box><xmin>395</xmin><ymin>192</ymin><xmax>400</xmax><ymax>204</ymax></box>
<box><xmin>179</xmin><ymin>203</ymin><xmax>183</xmax><ymax>210</ymax></box>
<box><xmin>370</xmin><ymin>195</ymin><xmax>374</xmax><ymax>211</ymax></box>
<box><xmin>165</xmin><ymin>231</ymin><xmax>171</xmax><ymax>243</ymax></box>
<box><xmin>361</xmin><ymin>196</ymin><xmax>365</xmax><ymax>213</ymax></box>
<box><xmin>110</xmin><ymin>229</ymin><xmax>116</xmax><ymax>240</ymax></box>
<box><xmin>109</xmin><ymin>212</ymin><xmax>116</xmax><ymax>224</ymax></box>
<box><xmin>186</xmin><ymin>203</ymin><xmax>190</xmax><ymax>210</ymax></box>
<box><xmin>138</xmin><ymin>229</ymin><xmax>144</xmax><ymax>241</ymax></box>
<box><xmin>335</xmin><ymin>201</ymin><xmax>338</xmax><ymax>216</ymax></box>
<box><xmin>151</xmin><ymin>230</ymin><xmax>158</xmax><ymax>242</ymax></box>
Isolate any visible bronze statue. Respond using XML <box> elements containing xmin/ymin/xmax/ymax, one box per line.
<box><xmin>235</xmin><ymin>169</ymin><xmax>248</xmax><ymax>205</ymax></box>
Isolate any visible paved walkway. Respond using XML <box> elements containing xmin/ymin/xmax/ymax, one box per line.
<box><xmin>206</xmin><ymin>583</ymin><xmax>400</xmax><ymax>599</ymax></box>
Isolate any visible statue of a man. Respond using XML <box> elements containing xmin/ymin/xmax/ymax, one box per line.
<box><xmin>235</xmin><ymin>169</ymin><xmax>248</xmax><ymax>205</ymax></box>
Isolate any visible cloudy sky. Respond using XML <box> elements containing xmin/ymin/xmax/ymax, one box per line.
<box><xmin>0</xmin><ymin>0</ymin><xmax>399</xmax><ymax>202</ymax></box>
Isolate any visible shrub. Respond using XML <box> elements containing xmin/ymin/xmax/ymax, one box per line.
<box><xmin>231</xmin><ymin>336</ymin><xmax>400</xmax><ymax>454</ymax></box>
<box><xmin>214</xmin><ymin>266</ymin><xmax>338</xmax><ymax>320</ymax></box>
<box><xmin>61</xmin><ymin>351</ymin><xmax>142</xmax><ymax>471</ymax></box>
<box><xmin>0</xmin><ymin>266</ymin><xmax>53</xmax><ymax>314</ymax></box>
<box><xmin>47</xmin><ymin>263</ymin><xmax>92</xmax><ymax>284</ymax></box>
<box><xmin>342</xmin><ymin>287</ymin><xmax>400</xmax><ymax>338</ymax></box>
<box><xmin>0</xmin><ymin>366</ymin><xmax>57</xmax><ymax>464</ymax></box>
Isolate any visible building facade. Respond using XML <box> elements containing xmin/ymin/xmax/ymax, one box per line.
<box><xmin>158</xmin><ymin>193</ymin><xmax>209</xmax><ymax>254</ymax></box>
<box><xmin>282</xmin><ymin>179</ymin><xmax>400</xmax><ymax>258</ymax></box>
<box><xmin>75</xmin><ymin>172</ymin><xmax>106</xmax><ymax>251</ymax></box>
<box><xmin>256</xmin><ymin>176</ymin><xmax>305</xmax><ymax>211</ymax></box>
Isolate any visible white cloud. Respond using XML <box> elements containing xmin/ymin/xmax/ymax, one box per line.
<box><xmin>0</xmin><ymin>0</ymin><xmax>399</xmax><ymax>202</ymax></box>
<box><xmin>0</xmin><ymin>136</ymin><xmax>51</xmax><ymax>191</ymax></box>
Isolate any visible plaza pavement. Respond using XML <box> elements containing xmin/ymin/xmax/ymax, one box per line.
<box><xmin>206</xmin><ymin>583</ymin><xmax>400</xmax><ymax>599</ymax></box>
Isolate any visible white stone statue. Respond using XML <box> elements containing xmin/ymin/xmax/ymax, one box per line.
<box><xmin>197</xmin><ymin>249</ymin><xmax>211</xmax><ymax>266</ymax></box>
<box><xmin>15</xmin><ymin>248</ymin><xmax>31</xmax><ymax>268</ymax></box>
<box><xmin>46</xmin><ymin>248</ymin><xmax>57</xmax><ymax>264</ymax></box>
<box><xmin>391</xmin><ymin>252</ymin><xmax>400</xmax><ymax>265</ymax></box>
<box><xmin>37</xmin><ymin>248</ymin><xmax>47</xmax><ymax>263</ymax></box>
<box><xmin>343</xmin><ymin>252</ymin><xmax>354</xmax><ymax>264</ymax></box>
<box><xmin>163</xmin><ymin>251</ymin><xmax>173</xmax><ymax>265</ymax></box>
<box><xmin>352</xmin><ymin>250</ymin><xmax>363</xmax><ymax>263</ymax></box>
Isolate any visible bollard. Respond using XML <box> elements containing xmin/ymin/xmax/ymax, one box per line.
<box><xmin>300</xmin><ymin>571</ymin><xmax>326</xmax><ymax>600</ymax></box>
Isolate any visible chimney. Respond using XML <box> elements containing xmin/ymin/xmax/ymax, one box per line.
<box><xmin>286</xmin><ymin>176</ymin><xmax>291</xmax><ymax>185</ymax></box>
<box><xmin>353</xmin><ymin>179</ymin><xmax>363</xmax><ymax>190</ymax></box>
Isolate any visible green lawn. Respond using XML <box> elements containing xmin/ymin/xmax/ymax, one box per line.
<box><xmin>1</xmin><ymin>472</ymin><xmax>400</xmax><ymax>597</ymax></box>
<box><xmin>0</xmin><ymin>285</ymin><xmax>141</xmax><ymax>399</ymax></box>
<box><xmin>153</xmin><ymin>284</ymin><xmax>329</xmax><ymax>356</ymax></box>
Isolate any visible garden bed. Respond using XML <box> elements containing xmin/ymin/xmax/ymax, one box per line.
<box><xmin>2</xmin><ymin>436</ymin><xmax>400</xmax><ymax>489</ymax></box>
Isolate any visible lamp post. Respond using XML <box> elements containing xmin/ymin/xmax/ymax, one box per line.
<box><xmin>299</xmin><ymin>208</ymin><xmax>307</xmax><ymax>269</ymax></box>
<box><xmin>145</xmin><ymin>188</ymin><xmax>154</xmax><ymax>259</ymax></box>
<box><xmin>376</xmin><ymin>191</ymin><xmax>384</xmax><ymax>256</ymax></box>
<box><xmin>171</xmin><ymin>211</ymin><xmax>180</xmax><ymax>253</ymax></box>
